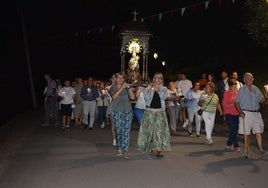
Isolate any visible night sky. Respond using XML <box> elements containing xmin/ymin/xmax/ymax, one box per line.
<box><xmin>1</xmin><ymin>0</ymin><xmax>267</xmax><ymax>124</ymax></box>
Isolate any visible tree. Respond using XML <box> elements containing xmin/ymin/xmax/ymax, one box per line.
<box><xmin>244</xmin><ymin>0</ymin><xmax>268</xmax><ymax>47</ymax></box>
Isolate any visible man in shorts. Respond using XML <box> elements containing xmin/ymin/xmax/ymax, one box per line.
<box><xmin>235</xmin><ymin>72</ymin><xmax>266</xmax><ymax>154</ymax></box>
<box><xmin>176</xmin><ymin>72</ymin><xmax>193</xmax><ymax>128</ymax></box>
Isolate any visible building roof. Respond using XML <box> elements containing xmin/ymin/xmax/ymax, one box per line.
<box><xmin>120</xmin><ymin>20</ymin><xmax>151</xmax><ymax>35</ymax></box>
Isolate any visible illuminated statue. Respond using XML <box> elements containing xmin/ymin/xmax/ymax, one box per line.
<box><xmin>127</xmin><ymin>47</ymin><xmax>141</xmax><ymax>83</ymax></box>
<box><xmin>128</xmin><ymin>47</ymin><xmax>140</xmax><ymax>70</ymax></box>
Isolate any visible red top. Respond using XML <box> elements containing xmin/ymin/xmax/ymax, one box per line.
<box><xmin>222</xmin><ymin>90</ymin><xmax>239</xmax><ymax>115</ymax></box>
<box><xmin>198</xmin><ymin>78</ymin><xmax>207</xmax><ymax>88</ymax></box>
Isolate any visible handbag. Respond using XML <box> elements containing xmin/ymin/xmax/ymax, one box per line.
<box><xmin>198</xmin><ymin>93</ymin><xmax>215</xmax><ymax>116</ymax></box>
<box><xmin>197</xmin><ymin>109</ymin><xmax>203</xmax><ymax>115</ymax></box>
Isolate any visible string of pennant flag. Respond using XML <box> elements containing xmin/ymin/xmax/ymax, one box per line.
<box><xmin>74</xmin><ymin>0</ymin><xmax>237</xmax><ymax>37</ymax></box>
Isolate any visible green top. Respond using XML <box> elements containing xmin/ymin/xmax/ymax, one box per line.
<box><xmin>109</xmin><ymin>86</ymin><xmax>132</xmax><ymax>112</ymax></box>
<box><xmin>200</xmin><ymin>92</ymin><xmax>219</xmax><ymax>113</ymax></box>
<box><xmin>74</xmin><ymin>85</ymin><xmax>83</xmax><ymax>101</ymax></box>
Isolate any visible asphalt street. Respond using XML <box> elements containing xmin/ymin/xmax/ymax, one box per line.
<box><xmin>0</xmin><ymin>111</ymin><xmax>268</xmax><ymax>188</ymax></box>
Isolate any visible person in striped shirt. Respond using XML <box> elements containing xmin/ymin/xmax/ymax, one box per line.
<box><xmin>198</xmin><ymin>82</ymin><xmax>223</xmax><ymax>145</ymax></box>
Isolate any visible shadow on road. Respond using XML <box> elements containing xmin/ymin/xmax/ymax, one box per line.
<box><xmin>202</xmin><ymin>157</ymin><xmax>260</xmax><ymax>174</ymax></box>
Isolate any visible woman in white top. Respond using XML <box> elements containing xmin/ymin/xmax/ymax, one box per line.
<box><xmin>185</xmin><ymin>82</ymin><xmax>203</xmax><ymax>137</ymax></box>
<box><xmin>134</xmin><ymin>86</ymin><xmax>146</xmax><ymax>126</ymax></box>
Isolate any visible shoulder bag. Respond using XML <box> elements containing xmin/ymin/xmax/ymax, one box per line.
<box><xmin>198</xmin><ymin>93</ymin><xmax>215</xmax><ymax>115</ymax></box>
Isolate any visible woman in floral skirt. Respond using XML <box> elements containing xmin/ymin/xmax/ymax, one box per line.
<box><xmin>137</xmin><ymin>72</ymin><xmax>171</xmax><ymax>158</ymax></box>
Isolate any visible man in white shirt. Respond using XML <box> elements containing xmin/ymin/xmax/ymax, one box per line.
<box><xmin>177</xmin><ymin>73</ymin><xmax>193</xmax><ymax>128</ymax></box>
<box><xmin>227</xmin><ymin>71</ymin><xmax>243</xmax><ymax>91</ymax></box>
<box><xmin>175</xmin><ymin>73</ymin><xmax>182</xmax><ymax>90</ymax></box>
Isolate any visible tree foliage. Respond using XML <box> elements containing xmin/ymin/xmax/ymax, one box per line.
<box><xmin>244</xmin><ymin>0</ymin><xmax>268</xmax><ymax>46</ymax></box>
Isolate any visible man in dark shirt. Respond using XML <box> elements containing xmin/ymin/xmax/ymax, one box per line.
<box><xmin>80</xmin><ymin>77</ymin><xmax>99</xmax><ymax>129</ymax></box>
<box><xmin>41</xmin><ymin>73</ymin><xmax>59</xmax><ymax>126</ymax></box>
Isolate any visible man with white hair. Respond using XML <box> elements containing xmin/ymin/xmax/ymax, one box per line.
<box><xmin>235</xmin><ymin>72</ymin><xmax>266</xmax><ymax>155</ymax></box>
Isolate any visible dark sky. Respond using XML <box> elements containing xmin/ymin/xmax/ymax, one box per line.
<box><xmin>2</xmin><ymin>0</ymin><xmax>261</xmax><ymax>121</ymax></box>
<box><xmin>2</xmin><ymin>0</ymin><xmax>249</xmax><ymax>79</ymax></box>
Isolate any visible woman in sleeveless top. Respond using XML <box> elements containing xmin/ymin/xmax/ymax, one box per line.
<box><xmin>137</xmin><ymin>72</ymin><xmax>171</xmax><ymax>158</ymax></box>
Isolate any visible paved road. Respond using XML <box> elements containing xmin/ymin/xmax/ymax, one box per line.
<box><xmin>0</xmin><ymin>111</ymin><xmax>268</xmax><ymax>188</ymax></box>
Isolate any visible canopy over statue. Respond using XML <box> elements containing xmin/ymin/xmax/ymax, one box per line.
<box><xmin>120</xmin><ymin>11</ymin><xmax>151</xmax><ymax>84</ymax></box>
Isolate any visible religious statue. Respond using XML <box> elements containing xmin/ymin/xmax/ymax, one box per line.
<box><xmin>127</xmin><ymin>46</ymin><xmax>141</xmax><ymax>83</ymax></box>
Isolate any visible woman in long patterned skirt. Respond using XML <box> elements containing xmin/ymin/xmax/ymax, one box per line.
<box><xmin>137</xmin><ymin>72</ymin><xmax>171</xmax><ymax>158</ymax></box>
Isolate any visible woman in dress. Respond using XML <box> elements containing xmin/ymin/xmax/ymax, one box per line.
<box><xmin>137</xmin><ymin>72</ymin><xmax>171</xmax><ymax>158</ymax></box>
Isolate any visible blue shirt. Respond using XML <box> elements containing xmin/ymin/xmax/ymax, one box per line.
<box><xmin>236</xmin><ymin>85</ymin><xmax>263</xmax><ymax>111</ymax></box>
<box><xmin>80</xmin><ymin>85</ymin><xmax>99</xmax><ymax>101</ymax></box>
<box><xmin>185</xmin><ymin>89</ymin><xmax>202</xmax><ymax>108</ymax></box>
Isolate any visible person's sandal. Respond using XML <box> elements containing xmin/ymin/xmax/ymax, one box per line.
<box><xmin>150</xmin><ymin>150</ymin><xmax>156</xmax><ymax>156</ymax></box>
<box><xmin>156</xmin><ymin>151</ymin><xmax>164</xmax><ymax>158</ymax></box>
<box><xmin>116</xmin><ymin>150</ymin><xmax>122</xmax><ymax>157</ymax></box>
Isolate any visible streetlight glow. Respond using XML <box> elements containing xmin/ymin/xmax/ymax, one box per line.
<box><xmin>153</xmin><ymin>53</ymin><xmax>158</xmax><ymax>59</ymax></box>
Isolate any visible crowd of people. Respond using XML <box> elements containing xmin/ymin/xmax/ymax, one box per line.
<box><xmin>42</xmin><ymin>71</ymin><xmax>268</xmax><ymax>159</ymax></box>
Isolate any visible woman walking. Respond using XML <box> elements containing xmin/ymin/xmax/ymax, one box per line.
<box><xmin>138</xmin><ymin>72</ymin><xmax>171</xmax><ymax>158</ymax></box>
<box><xmin>166</xmin><ymin>81</ymin><xmax>181</xmax><ymax>135</ymax></box>
<box><xmin>109</xmin><ymin>72</ymin><xmax>135</xmax><ymax>159</ymax></box>
<box><xmin>185</xmin><ymin>81</ymin><xmax>203</xmax><ymax>137</ymax></box>
<box><xmin>222</xmin><ymin>79</ymin><xmax>241</xmax><ymax>152</ymax></box>
<box><xmin>198</xmin><ymin>82</ymin><xmax>223</xmax><ymax>145</ymax></box>
<box><xmin>96</xmin><ymin>81</ymin><xmax>109</xmax><ymax>128</ymax></box>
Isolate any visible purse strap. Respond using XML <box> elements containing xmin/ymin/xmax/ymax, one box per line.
<box><xmin>201</xmin><ymin>93</ymin><xmax>215</xmax><ymax>111</ymax></box>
